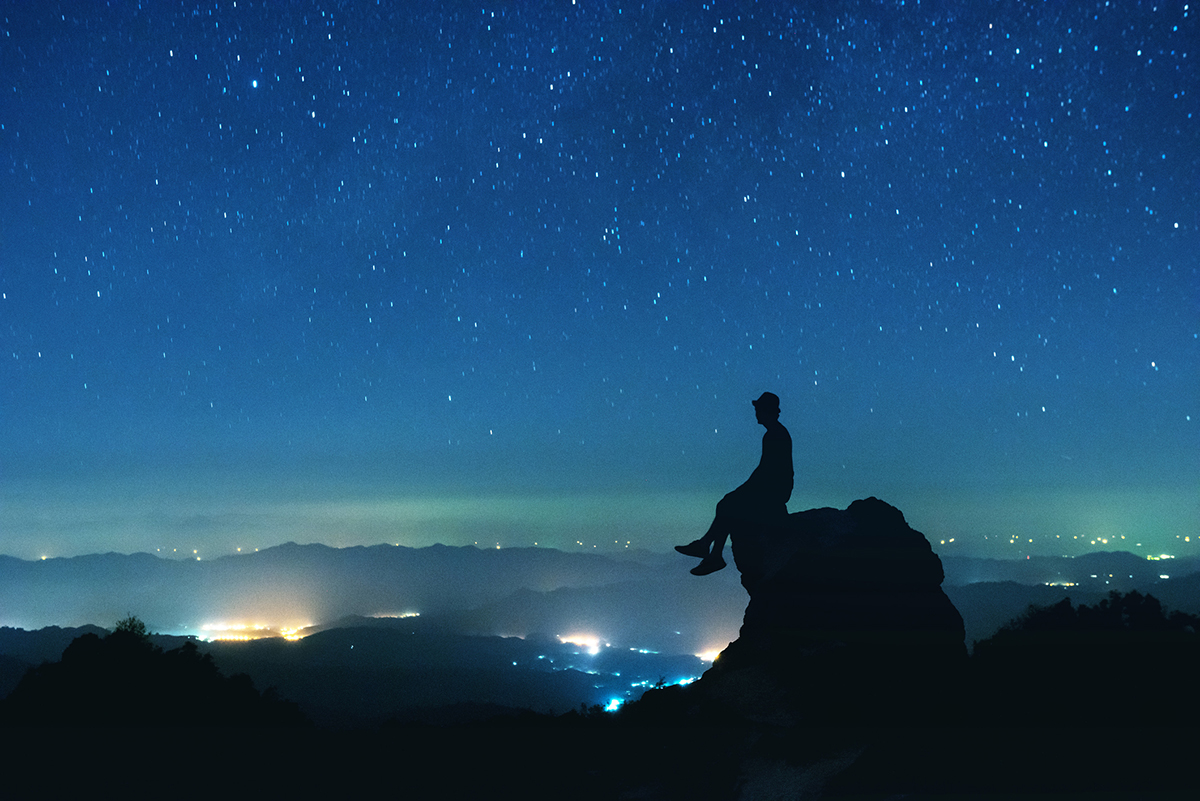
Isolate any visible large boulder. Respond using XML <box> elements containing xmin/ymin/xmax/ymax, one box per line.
<box><xmin>690</xmin><ymin>497</ymin><xmax>966</xmax><ymax>725</ymax></box>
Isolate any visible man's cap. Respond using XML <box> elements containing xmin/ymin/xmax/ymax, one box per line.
<box><xmin>752</xmin><ymin>392</ymin><xmax>780</xmax><ymax>410</ymax></box>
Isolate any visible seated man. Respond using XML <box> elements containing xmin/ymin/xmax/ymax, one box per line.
<box><xmin>676</xmin><ymin>392</ymin><xmax>793</xmax><ymax>575</ymax></box>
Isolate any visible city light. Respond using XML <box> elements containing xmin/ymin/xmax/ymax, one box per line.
<box><xmin>199</xmin><ymin>622</ymin><xmax>313</xmax><ymax>641</ymax></box>
<box><xmin>559</xmin><ymin>634</ymin><xmax>603</xmax><ymax>656</ymax></box>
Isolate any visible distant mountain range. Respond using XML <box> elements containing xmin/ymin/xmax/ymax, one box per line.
<box><xmin>941</xmin><ymin>552</ymin><xmax>1200</xmax><ymax>645</ymax></box>
<box><xmin>3</xmin><ymin>542</ymin><xmax>1199</xmax><ymax>727</ymax></box>
<box><xmin>4</xmin><ymin>542</ymin><xmax>1198</xmax><ymax>646</ymax></box>
<box><xmin>942</xmin><ymin>551</ymin><xmax>1200</xmax><ymax>590</ymax></box>
<box><xmin>0</xmin><ymin>542</ymin><xmax>749</xmax><ymax>654</ymax></box>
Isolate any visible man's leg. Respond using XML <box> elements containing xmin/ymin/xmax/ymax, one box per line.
<box><xmin>690</xmin><ymin>527</ymin><xmax>729</xmax><ymax>575</ymax></box>
<box><xmin>675</xmin><ymin>521</ymin><xmax>714</xmax><ymax>558</ymax></box>
<box><xmin>689</xmin><ymin>495</ymin><xmax>739</xmax><ymax>574</ymax></box>
<box><xmin>675</xmin><ymin>488</ymin><xmax>733</xmax><ymax>558</ymax></box>
<box><xmin>689</xmin><ymin>489</ymin><xmax>775</xmax><ymax>575</ymax></box>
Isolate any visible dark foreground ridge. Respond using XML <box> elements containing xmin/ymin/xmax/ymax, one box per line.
<box><xmin>617</xmin><ymin>497</ymin><xmax>1198</xmax><ymax>798</ymax></box>
<box><xmin>641</xmin><ymin>497</ymin><xmax>967</xmax><ymax>726</ymax></box>
<box><xmin>0</xmin><ymin>617</ymin><xmax>307</xmax><ymax>728</ymax></box>
<box><xmin>3</xmin><ymin>501</ymin><xmax>1197</xmax><ymax>799</ymax></box>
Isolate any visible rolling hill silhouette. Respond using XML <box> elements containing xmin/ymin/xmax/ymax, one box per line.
<box><xmin>1</xmin><ymin>501</ymin><xmax>1198</xmax><ymax>797</ymax></box>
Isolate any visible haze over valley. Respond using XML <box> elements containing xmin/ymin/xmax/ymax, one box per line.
<box><xmin>4</xmin><ymin>537</ymin><xmax>1199</xmax><ymax>728</ymax></box>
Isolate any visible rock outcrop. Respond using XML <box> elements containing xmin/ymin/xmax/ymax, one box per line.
<box><xmin>674</xmin><ymin>497</ymin><xmax>966</xmax><ymax>725</ymax></box>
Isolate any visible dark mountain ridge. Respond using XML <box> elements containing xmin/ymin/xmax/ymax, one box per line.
<box><xmin>943</xmin><ymin>550</ymin><xmax>1200</xmax><ymax>589</ymax></box>
<box><xmin>0</xmin><ymin>541</ymin><xmax>663</xmax><ymax>632</ymax></box>
<box><xmin>4</xmin><ymin>541</ymin><xmax>1198</xmax><ymax>655</ymax></box>
<box><xmin>942</xmin><ymin>551</ymin><xmax>1200</xmax><ymax>647</ymax></box>
<box><xmin>3</xmin><ymin>502</ymin><xmax>1198</xmax><ymax>797</ymax></box>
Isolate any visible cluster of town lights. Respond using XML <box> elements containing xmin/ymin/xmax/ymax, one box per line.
<box><xmin>199</xmin><ymin>623</ymin><xmax>310</xmax><ymax>642</ymax></box>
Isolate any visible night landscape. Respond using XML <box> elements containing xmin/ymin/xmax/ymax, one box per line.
<box><xmin>1</xmin><ymin>1</ymin><xmax>1196</xmax><ymax>798</ymax></box>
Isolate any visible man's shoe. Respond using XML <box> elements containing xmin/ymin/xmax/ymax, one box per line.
<box><xmin>674</xmin><ymin>539</ymin><xmax>710</xmax><ymax>558</ymax></box>
<box><xmin>690</xmin><ymin>554</ymin><xmax>726</xmax><ymax>576</ymax></box>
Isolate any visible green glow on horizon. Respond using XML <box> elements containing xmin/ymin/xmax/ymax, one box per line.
<box><xmin>2</xmin><ymin>472</ymin><xmax>1195</xmax><ymax>562</ymax></box>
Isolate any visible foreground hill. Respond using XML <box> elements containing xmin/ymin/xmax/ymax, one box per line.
<box><xmin>2</xmin><ymin>501</ymin><xmax>1198</xmax><ymax>798</ymax></box>
<box><xmin>0</xmin><ymin>624</ymin><xmax>109</xmax><ymax>698</ymax></box>
<box><xmin>202</xmin><ymin>623</ymin><xmax>709</xmax><ymax>727</ymax></box>
<box><xmin>1</xmin><ymin>619</ymin><xmax>307</xmax><ymax>728</ymax></box>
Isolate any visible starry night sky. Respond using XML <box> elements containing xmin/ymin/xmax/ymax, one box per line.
<box><xmin>2</xmin><ymin>1</ymin><xmax>1197</xmax><ymax>561</ymax></box>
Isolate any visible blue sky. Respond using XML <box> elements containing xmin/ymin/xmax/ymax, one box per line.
<box><xmin>2</xmin><ymin>1</ymin><xmax>1196</xmax><ymax>560</ymax></box>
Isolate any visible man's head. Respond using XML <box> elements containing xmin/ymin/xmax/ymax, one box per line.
<box><xmin>752</xmin><ymin>392</ymin><xmax>781</xmax><ymax>424</ymax></box>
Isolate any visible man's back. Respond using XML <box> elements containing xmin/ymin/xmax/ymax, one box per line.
<box><xmin>748</xmin><ymin>420</ymin><xmax>793</xmax><ymax>504</ymax></box>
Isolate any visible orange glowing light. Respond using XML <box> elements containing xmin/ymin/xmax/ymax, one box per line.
<box><xmin>558</xmin><ymin>634</ymin><xmax>602</xmax><ymax>655</ymax></box>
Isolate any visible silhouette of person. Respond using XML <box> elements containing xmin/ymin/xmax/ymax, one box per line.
<box><xmin>676</xmin><ymin>392</ymin><xmax>793</xmax><ymax>575</ymax></box>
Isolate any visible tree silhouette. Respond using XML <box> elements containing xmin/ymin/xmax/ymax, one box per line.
<box><xmin>113</xmin><ymin>615</ymin><xmax>149</xmax><ymax>639</ymax></box>
<box><xmin>0</xmin><ymin>616</ymin><xmax>307</xmax><ymax>728</ymax></box>
<box><xmin>972</xmin><ymin>591</ymin><xmax>1200</xmax><ymax>726</ymax></box>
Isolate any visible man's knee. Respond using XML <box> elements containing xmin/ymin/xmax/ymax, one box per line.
<box><xmin>716</xmin><ymin>496</ymin><xmax>750</xmax><ymax>522</ymax></box>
